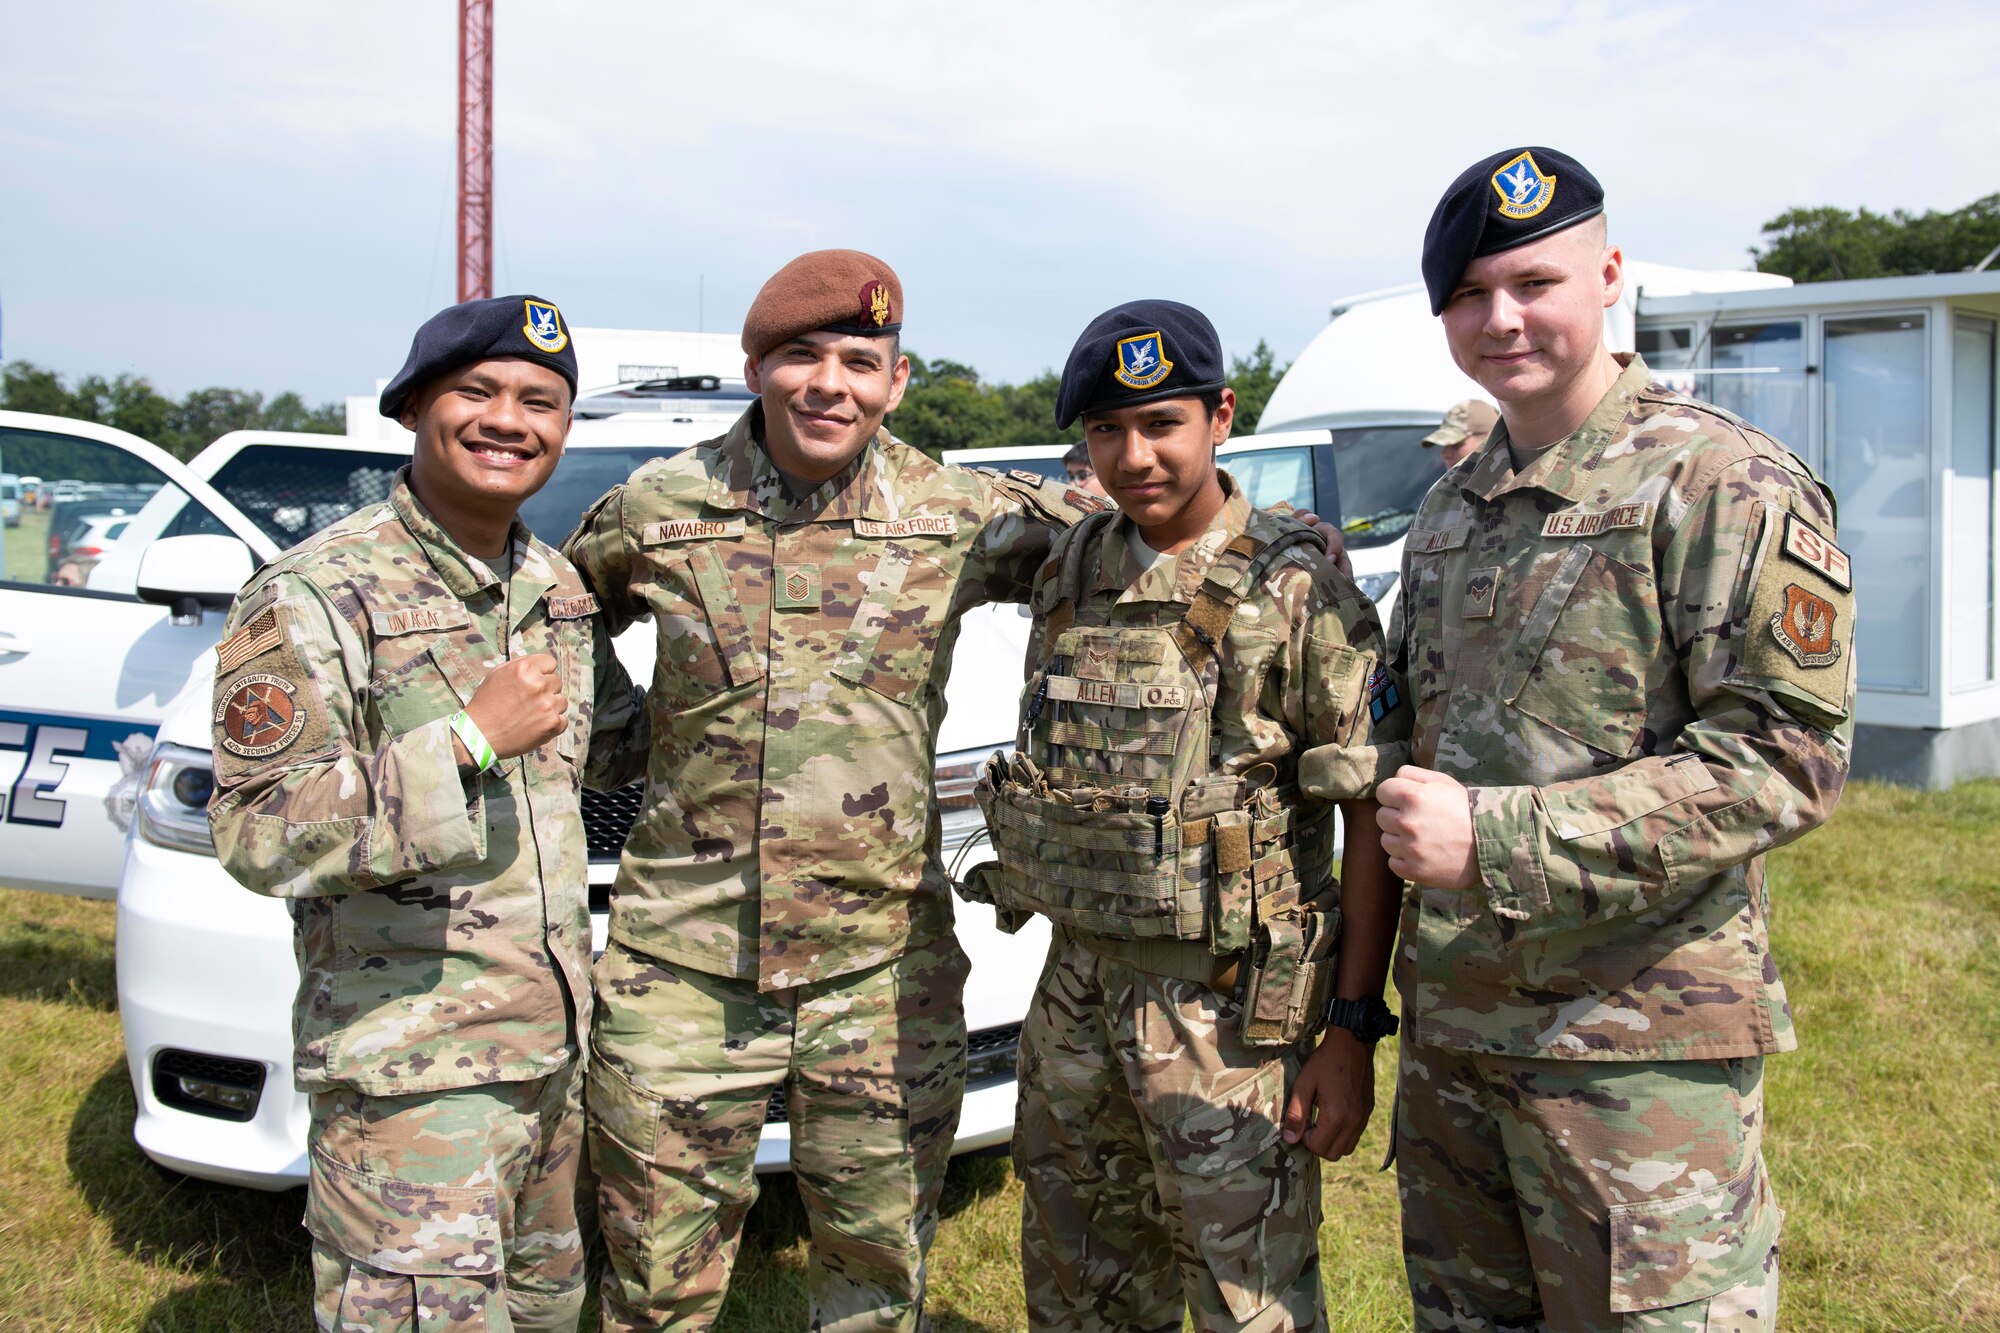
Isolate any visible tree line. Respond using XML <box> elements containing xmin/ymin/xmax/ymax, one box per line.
<box><xmin>0</xmin><ymin>362</ymin><xmax>342</xmax><ymax>462</ymax></box>
<box><xmin>5</xmin><ymin>196</ymin><xmax>1990</xmax><ymax>461</ymax></box>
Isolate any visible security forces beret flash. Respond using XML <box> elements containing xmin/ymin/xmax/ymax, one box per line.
<box><xmin>741</xmin><ymin>249</ymin><xmax>903</xmax><ymax>361</ymax></box>
<box><xmin>1421</xmin><ymin>146</ymin><xmax>1605</xmax><ymax>315</ymax></box>
<box><xmin>1055</xmin><ymin>299</ymin><xmax>1227</xmax><ymax>430</ymax></box>
<box><xmin>379</xmin><ymin>295</ymin><xmax>578</xmax><ymax>419</ymax></box>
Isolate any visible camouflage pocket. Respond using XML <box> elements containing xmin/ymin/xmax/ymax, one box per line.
<box><xmin>1504</xmin><ymin>543</ymin><xmax>1657</xmax><ymax>755</ymax></box>
<box><xmin>1157</xmin><ymin>1059</ymin><xmax>1316</xmax><ymax>1323</ymax></box>
<box><xmin>305</xmin><ymin>1143</ymin><xmax>502</xmax><ymax>1278</ymax></box>
<box><xmin>1608</xmin><ymin>1155</ymin><xmax>1783</xmax><ymax>1314</ymax></box>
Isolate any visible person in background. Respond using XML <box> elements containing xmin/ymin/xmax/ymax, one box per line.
<box><xmin>1421</xmin><ymin>397</ymin><xmax>1497</xmax><ymax>469</ymax></box>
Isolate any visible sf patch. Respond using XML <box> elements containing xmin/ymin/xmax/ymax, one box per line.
<box><xmin>522</xmin><ymin>299</ymin><xmax>568</xmax><ymax>353</ymax></box>
<box><xmin>1113</xmin><ymin>331</ymin><xmax>1173</xmax><ymax>391</ymax></box>
<box><xmin>1729</xmin><ymin>501</ymin><xmax>1854</xmax><ymax>728</ymax></box>
<box><xmin>1491</xmin><ymin>150</ymin><xmax>1556</xmax><ymax>220</ymax></box>
<box><xmin>216</xmin><ymin>673</ymin><xmax>308</xmax><ymax>758</ymax></box>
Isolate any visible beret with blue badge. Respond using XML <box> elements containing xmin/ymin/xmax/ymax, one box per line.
<box><xmin>379</xmin><ymin>294</ymin><xmax>578</xmax><ymax>419</ymax></box>
<box><xmin>1055</xmin><ymin>299</ymin><xmax>1227</xmax><ymax>430</ymax></box>
<box><xmin>1421</xmin><ymin>146</ymin><xmax>1605</xmax><ymax>316</ymax></box>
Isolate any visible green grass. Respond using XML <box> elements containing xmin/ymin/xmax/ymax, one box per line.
<box><xmin>3</xmin><ymin>508</ymin><xmax>52</xmax><ymax>584</ymax></box>
<box><xmin>0</xmin><ymin>781</ymin><xmax>1994</xmax><ymax>1330</ymax></box>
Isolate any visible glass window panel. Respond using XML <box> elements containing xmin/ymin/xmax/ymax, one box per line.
<box><xmin>1223</xmin><ymin>447</ymin><xmax>1314</xmax><ymax>513</ymax></box>
<box><xmin>0</xmin><ymin>427</ymin><xmax>167</xmax><ymax>592</ymax></box>
<box><xmin>1636</xmin><ymin>324</ymin><xmax>1696</xmax><ymax>370</ymax></box>
<box><xmin>1327</xmin><ymin>426</ymin><xmax>1441</xmax><ymax>549</ymax></box>
<box><xmin>1824</xmin><ymin>314</ymin><xmax>1929</xmax><ymax>692</ymax></box>
<box><xmin>1950</xmin><ymin>316</ymin><xmax>1996</xmax><ymax>688</ymax></box>
<box><xmin>1708</xmin><ymin>321</ymin><xmax>1810</xmax><ymax>460</ymax></box>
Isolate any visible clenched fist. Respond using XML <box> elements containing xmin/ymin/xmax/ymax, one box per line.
<box><xmin>1376</xmin><ymin>764</ymin><xmax>1479</xmax><ymax>890</ymax></box>
<box><xmin>463</xmin><ymin>653</ymin><xmax>566</xmax><ymax>761</ymax></box>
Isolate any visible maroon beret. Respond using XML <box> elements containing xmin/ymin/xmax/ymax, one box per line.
<box><xmin>741</xmin><ymin>249</ymin><xmax>903</xmax><ymax>361</ymax></box>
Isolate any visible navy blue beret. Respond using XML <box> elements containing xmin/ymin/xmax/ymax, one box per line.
<box><xmin>1421</xmin><ymin>147</ymin><xmax>1605</xmax><ymax>315</ymax></box>
<box><xmin>379</xmin><ymin>294</ymin><xmax>579</xmax><ymax>418</ymax></box>
<box><xmin>1055</xmin><ymin>299</ymin><xmax>1227</xmax><ymax>430</ymax></box>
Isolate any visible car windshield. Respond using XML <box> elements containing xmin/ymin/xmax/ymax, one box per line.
<box><xmin>515</xmin><ymin>446</ymin><xmax>689</xmax><ymax>541</ymax></box>
<box><xmin>1328</xmin><ymin>425</ymin><xmax>1445</xmax><ymax>548</ymax></box>
<box><xmin>205</xmin><ymin>443</ymin><xmax>694</xmax><ymax>549</ymax></box>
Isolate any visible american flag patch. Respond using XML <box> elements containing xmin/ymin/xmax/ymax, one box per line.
<box><xmin>216</xmin><ymin>608</ymin><xmax>282</xmax><ymax>674</ymax></box>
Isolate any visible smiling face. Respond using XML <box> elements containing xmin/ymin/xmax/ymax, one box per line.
<box><xmin>745</xmin><ymin>331</ymin><xmax>909</xmax><ymax>483</ymax></box>
<box><xmin>399</xmin><ymin>356</ymin><xmax>570</xmax><ymax>543</ymax></box>
<box><xmin>1083</xmin><ymin>391</ymin><xmax>1233</xmax><ymax>554</ymax></box>
<box><xmin>1441</xmin><ymin>219</ymin><xmax>1622</xmax><ymax>410</ymax></box>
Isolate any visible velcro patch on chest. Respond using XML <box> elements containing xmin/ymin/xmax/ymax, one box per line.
<box><xmin>853</xmin><ymin>515</ymin><xmax>959</xmax><ymax>539</ymax></box>
<box><xmin>1463</xmin><ymin>566</ymin><xmax>1501</xmax><ymax>619</ymax></box>
<box><xmin>546</xmin><ymin>593</ymin><xmax>598</xmax><ymax>619</ymax></box>
<box><xmin>642</xmin><ymin>518</ymin><xmax>746</xmax><ymax>545</ymax></box>
<box><xmin>370</xmin><ymin>605</ymin><xmax>472</xmax><ymax>637</ymax></box>
<box><xmin>1046</xmin><ymin>676</ymin><xmax>1188</xmax><ymax>709</ymax></box>
<box><xmin>1064</xmin><ymin>488</ymin><xmax>1111</xmax><ymax>514</ymax></box>
<box><xmin>1780</xmin><ymin>512</ymin><xmax>1851</xmax><ymax>591</ymax></box>
<box><xmin>777</xmin><ymin>564</ymin><xmax>820</xmax><ymax>609</ymax></box>
<box><xmin>1541</xmin><ymin>502</ymin><xmax>1650</xmax><ymax>538</ymax></box>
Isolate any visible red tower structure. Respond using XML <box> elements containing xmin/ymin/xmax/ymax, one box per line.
<box><xmin>457</xmin><ymin>0</ymin><xmax>494</xmax><ymax>303</ymax></box>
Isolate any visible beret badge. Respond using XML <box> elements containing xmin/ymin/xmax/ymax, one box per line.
<box><xmin>1490</xmin><ymin>151</ymin><xmax>1556</xmax><ymax>221</ymax></box>
<box><xmin>522</xmin><ymin>299</ymin><xmax>569</xmax><ymax>353</ymax></box>
<box><xmin>1112</xmin><ymin>331</ymin><xmax>1173</xmax><ymax>391</ymax></box>
<box><xmin>862</xmin><ymin>279</ymin><xmax>892</xmax><ymax>329</ymax></box>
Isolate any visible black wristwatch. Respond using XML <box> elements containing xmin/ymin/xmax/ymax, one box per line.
<box><xmin>1324</xmin><ymin>996</ymin><xmax>1399</xmax><ymax>1044</ymax></box>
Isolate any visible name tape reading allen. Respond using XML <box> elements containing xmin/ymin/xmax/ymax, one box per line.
<box><xmin>1046</xmin><ymin>676</ymin><xmax>1188</xmax><ymax>710</ymax></box>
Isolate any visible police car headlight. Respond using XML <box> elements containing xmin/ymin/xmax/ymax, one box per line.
<box><xmin>136</xmin><ymin>743</ymin><xmax>218</xmax><ymax>856</ymax></box>
<box><xmin>1355</xmin><ymin>571</ymin><xmax>1399</xmax><ymax>603</ymax></box>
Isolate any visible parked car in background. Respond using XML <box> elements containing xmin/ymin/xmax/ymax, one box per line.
<box><xmin>0</xmin><ymin>474</ymin><xmax>21</xmax><ymax>527</ymax></box>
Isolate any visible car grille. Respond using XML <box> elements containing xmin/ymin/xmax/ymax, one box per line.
<box><xmin>582</xmin><ymin>782</ymin><xmax>644</xmax><ymax>862</ymax></box>
<box><xmin>760</xmin><ymin>1022</ymin><xmax>1022</xmax><ymax>1125</ymax></box>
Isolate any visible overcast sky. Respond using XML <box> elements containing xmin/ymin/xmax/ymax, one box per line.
<box><xmin>3</xmin><ymin>1</ymin><xmax>1996</xmax><ymax>404</ymax></box>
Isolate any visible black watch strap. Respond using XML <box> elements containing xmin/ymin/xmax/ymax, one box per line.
<box><xmin>1324</xmin><ymin>996</ymin><xmax>1399</xmax><ymax>1044</ymax></box>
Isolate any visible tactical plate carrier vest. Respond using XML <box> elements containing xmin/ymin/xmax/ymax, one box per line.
<box><xmin>974</xmin><ymin>508</ymin><xmax>1340</xmax><ymax>1044</ymax></box>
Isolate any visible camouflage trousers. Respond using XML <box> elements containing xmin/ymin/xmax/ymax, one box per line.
<box><xmin>1397</xmin><ymin>1041</ymin><xmax>1782</xmax><ymax>1333</ymax></box>
<box><xmin>1016</xmin><ymin>931</ymin><xmax>1325</xmax><ymax>1333</ymax></box>
<box><xmin>306</xmin><ymin>1062</ymin><xmax>591</xmax><ymax>1333</ymax></box>
<box><xmin>587</xmin><ymin>933</ymin><xmax>970</xmax><ymax>1332</ymax></box>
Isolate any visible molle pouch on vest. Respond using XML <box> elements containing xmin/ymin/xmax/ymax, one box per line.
<box><xmin>1205</xmin><ymin>807</ymin><xmax>1257</xmax><ymax>952</ymax></box>
<box><xmin>1240</xmin><ymin>890</ymin><xmax>1342</xmax><ymax>1047</ymax></box>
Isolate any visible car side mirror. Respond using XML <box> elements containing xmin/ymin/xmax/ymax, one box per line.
<box><xmin>137</xmin><ymin>535</ymin><xmax>255</xmax><ymax>625</ymax></box>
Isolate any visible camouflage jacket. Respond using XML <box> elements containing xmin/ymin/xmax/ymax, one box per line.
<box><xmin>1381</xmin><ymin>355</ymin><xmax>1853</xmax><ymax>1061</ymax></box>
<box><xmin>563</xmin><ymin>405</ymin><xmax>1099</xmax><ymax>991</ymax></box>
<box><xmin>208</xmin><ymin>471</ymin><xmax>648</xmax><ymax>1095</ymax></box>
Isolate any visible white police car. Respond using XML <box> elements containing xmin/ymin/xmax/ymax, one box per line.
<box><xmin>0</xmin><ymin>408</ymin><xmax>1045</xmax><ymax>1188</ymax></box>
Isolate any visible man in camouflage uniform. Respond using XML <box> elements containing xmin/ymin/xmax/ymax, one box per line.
<box><xmin>1359</xmin><ymin>147</ymin><xmax>1854</xmax><ymax>1332</ymax></box>
<box><xmin>562</xmin><ymin>250</ymin><xmax>1104</xmax><ymax>1332</ymax></box>
<box><xmin>963</xmin><ymin>300</ymin><xmax>1412</xmax><ymax>1332</ymax></box>
<box><xmin>208</xmin><ymin>296</ymin><xmax>648</xmax><ymax>1333</ymax></box>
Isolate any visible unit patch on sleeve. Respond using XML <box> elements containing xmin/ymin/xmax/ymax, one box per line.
<box><xmin>216</xmin><ymin>673</ymin><xmax>310</xmax><ymax>759</ymax></box>
<box><xmin>1729</xmin><ymin>502</ymin><xmax>1855</xmax><ymax>728</ymax></box>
